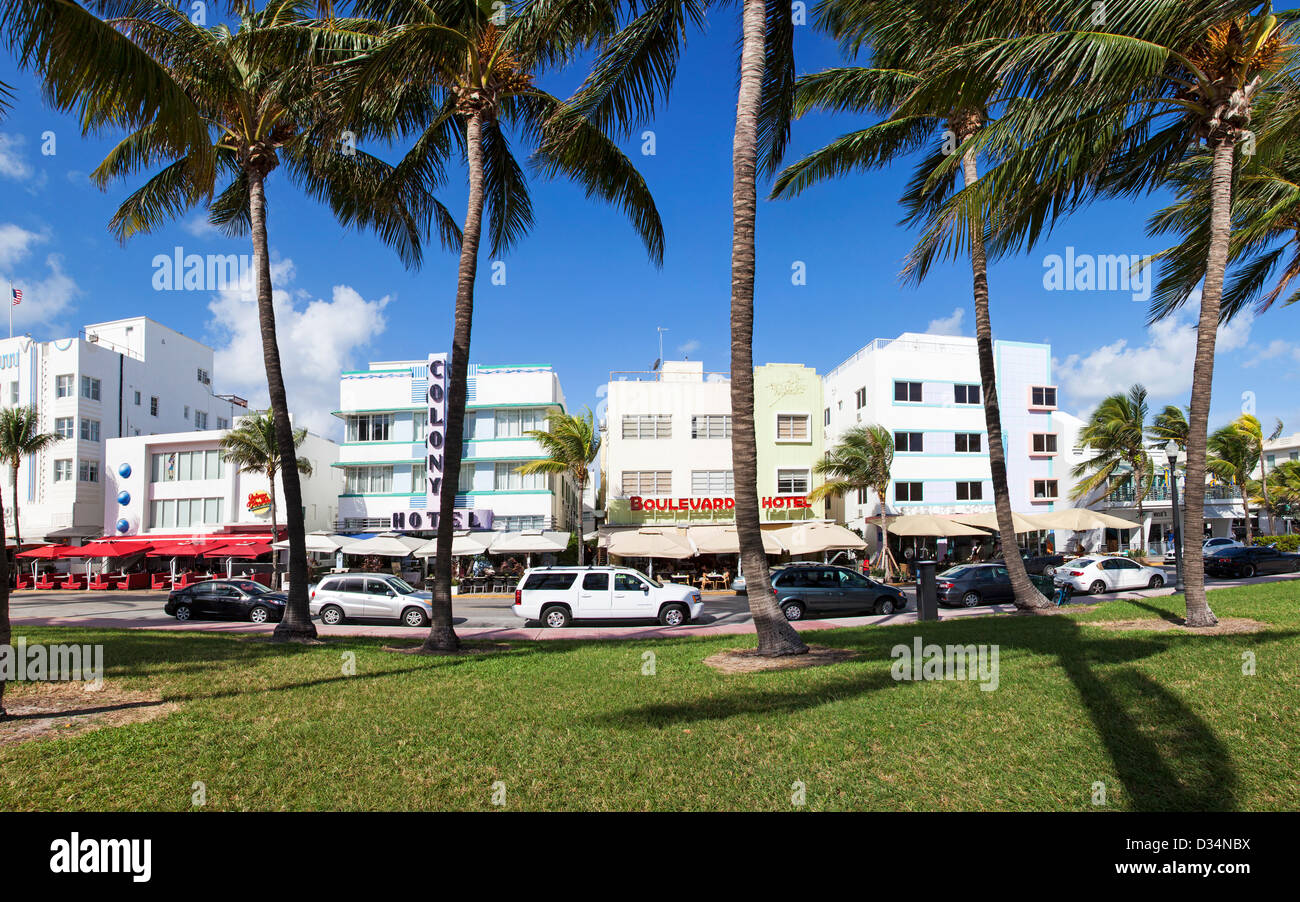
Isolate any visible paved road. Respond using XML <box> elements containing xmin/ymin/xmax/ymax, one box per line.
<box><xmin>10</xmin><ymin>567</ymin><xmax>1297</xmax><ymax>636</ymax></box>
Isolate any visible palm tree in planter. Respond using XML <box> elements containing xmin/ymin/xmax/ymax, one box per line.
<box><xmin>345</xmin><ymin>0</ymin><xmax>665</xmax><ymax>654</ymax></box>
<box><xmin>219</xmin><ymin>413</ymin><xmax>313</xmax><ymax>587</ymax></box>
<box><xmin>1208</xmin><ymin>415</ymin><xmax>1264</xmax><ymax>543</ymax></box>
<box><xmin>807</xmin><ymin>425</ymin><xmax>895</xmax><ymax>579</ymax></box>
<box><xmin>88</xmin><ymin>0</ymin><xmax>442</xmax><ymax>640</ymax></box>
<box><xmin>516</xmin><ymin>409</ymin><xmax>599</xmax><ymax>564</ymax></box>
<box><xmin>0</xmin><ymin>406</ymin><xmax>60</xmax><ymax>553</ymax></box>
<box><xmin>1070</xmin><ymin>385</ymin><xmax>1155</xmax><ymax>551</ymax></box>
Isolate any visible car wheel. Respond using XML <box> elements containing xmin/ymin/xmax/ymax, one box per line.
<box><xmin>781</xmin><ymin>601</ymin><xmax>805</xmax><ymax>621</ymax></box>
<box><xmin>876</xmin><ymin>597</ymin><xmax>896</xmax><ymax>615</ymax></box>
<box><xmin>248</xmin><ymin>605</ymin><xmax>271</xmax><ymax>624</ymax></box>
<box><xmin>401</xmin><ymin>607</ymin><xmax>429</xmax><ymax>628</ymax></box>
<box><xmin>658</xmin><ymin>604</ymin><xmax>688</xmax><ymax>627</ymax></box>
<box><xmin>1148</xmin><ymin>576</ymin><xmax>1164</xmax><ymax>589</ymax></box>
<box><xmin>961</xmin><ymin>591</ymin><xmax>981</xmax><ymax>608</ymax></box>
<box><xmin>1089</xmin><ymin>580</ymin><xmax>1108</xmax><ymax>595</ymax></box>
<box><xmin>541</xmin><ymin>605</ymin><xmax>571</xmax><ymax>628</ymax></box>
<box><xmin>174</xmin><ymin>603</ymin><xmax>192</xmax><ymax>622</ymax></box>
<box><xmin>1043</xmin><ymin>566</ymin><xmax>1056</xmax><ymax>577</ymax></box>
<box><xmin>319</xmin><ymin>604</ymin><xmax>345</xmax><ymax>626</ymax></box>
<box><xmin>1241</xmin><ymin>564</ymin><xmax>1256</xmax><ymax>579</ymax></box>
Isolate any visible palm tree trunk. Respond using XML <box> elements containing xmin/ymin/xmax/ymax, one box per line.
<box><xmin>880</xmin><ymin>514</ymin><xmax>892</xmax><ymax>580</ymax></box>
<box><xmin>421</xmin><ymin>108</ymin><xmax>488</xmax><ymax>654</ymax></box>
<box><xmin>268</xmin><ymin>474</ymin><xmax>279</xmax><ymax>584</ymax></box>
<box><xmin>1241</xmin><ymin>485</ymin><xmax>1252</xmax><ymax>544</ymax></box>
<box><xmin>576</xmin><ymin>470</ymin><xmax>586</xmax><ymax>567</ymax></box>
<box><xmin>1181</xmin><ymin>140</ymin><xmax>1233</xmax><ymax>628</ymax></box>
<box><xmin>731</xmin><ymin>0</ymin><xmax>807</xmax><ymax>656</ymax></box>
<box><xmin>247</xmin><ymin>167</ymin><xmax>315</xmax><ymax>641</ymax></box>
<box><xmin>1258</xmin><ymin>449</ymin><xmax>1272</xmax><ymax>533</ymax></box>
<box><xmin>0</xmin><ymin>485</ymin><xmax>10</xmax><ymax>719</ymax></box>
<box><xmin>10</xmin><ymin>462</ymin><xmax>21</xmax><ymax>552</ymax></box>
<box><xmin>957</xmin><ymin>131</ymin><xmax>1046</xmax><ymax>609</ymax></box>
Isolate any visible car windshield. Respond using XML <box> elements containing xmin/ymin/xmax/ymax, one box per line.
<box><xmin>638</xmin><ymin>570</ymin><xmax>662</xmax><ymax>588</ymax></box>
<box><xmin>1065</xmin><ymin>559</ymin><xmax>1094</xmax><ymax>568</ymax></box>
<box><xmin>1215</xmin><ymin>547</ymin><xmax>1247</xmax><ymax>556</ymax></box>
<box><xmin>940</xmin><ymin>567</ymin><xmax>971</xmax><ymax>578</ymax></box>
<box><xmin>389</xmin><ymin>577</ymin><xmax>418</xmax><ymax>594</ymax></box>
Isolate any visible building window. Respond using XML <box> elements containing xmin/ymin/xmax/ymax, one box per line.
<box><xmin>150</xmin><ymin>450</ymin><xmax>223</xmax><ymax>482</ymax></box>
<box><xmin>149</xmin><ymin>497</ymin><xmax>222</xmax><ymax>529</ymax></box>
<box><xmin>195</xmin><ymin>411</ymin><xmax>208</xmax><ymax>430</ymax></box>
<box><xmin>78</xmin><ymin>459</ymin><xmax>99</xmax><ymax>483</ymax></box>
<box><xmin>197</xmin><ymin>368</ymin><xmax>211</xmax><ymax>385</ymax></box>
<box><xmin>954</xmin><ymin>432</ymin><xmax>981</xmax><ymax>453</ymax></box>
<box><xmin>412</xmin><ymin>410</ymin><xmax>428</xmax><ymax>437</ymax></box>
<box><xmin>79</xmin><ymin>418</ymin><xmax>100</xmax><ymax>442</ymax></box>
<box><xmin>775</xmin><ymin>414</ymin><xmax>810</xmax><ymax>441</ymax></box>
<box><xmin>458</xmin><ymin>464</ymin><xmax>476</xmax><ymax>493</ymax></box>
<box><xmin>621</xmin><ymin>414</ymin><xmax>672</xmax><ymax>440</ymax></box>
<box><xmin>150</xmin><ymin>396</ymin><xmax>159</xmax><ymax>416</ymax></box>
<box><xmin>55</xmin><ymin>374</ymin><xmax>74</xmax><ymax>398</ymax></box>
<box><xmin>956</xmin><ymin>481</ymin><xmax>983</xmax><ymax>501</ymax></box>
<box><xmin>690</xmin><ymin>415</ymin><xmax>732</xmax><ymax>439</ymax></box>
<box><xmin>894</xmin><ymin>431</ymin><xmax>923</xmax><ymax>452</ymax></box>
<box><xmin>823</xmin><ymin>407</ymin><xmax>831</xmax><ymax>426</ymax></box>
<box><xmin>855</xmin><ymin>387</ymin><xmax>867</xmax><ymax>409</ymax></box>
<box><xmin>346</xmin><ymin>413</ymin><xmax>393</xmax><ymax>442</ymax></box>
<box><xmin>494</xmin><ymin>461</ymin><xmax>546</xmax><ymax>492</ymax></box>
<box><xmin>1029</xmin><ymin>386</ymin><xmax>1058</xmax><ymax>408</ymax></box>
<box><xmin>494</xmin><ymin>408</ymin><xmax>546</xmax><ymax>438</ymax></box>
<box><xmin>691</xmin><ymin>470</ymin><xmax>734</xmax><ymax>494</ymax></box>
<box><xmin>622</xmin><ymin>470</ymin><xmax>671</xmax><ymax>495</ymax></box>
<box><xmin>856</xmin><ymin>487</ymin><xmax>868</xmax><ymax>505</ymax></box>
<box><xmin>1032</xmin><ymin>479</ymin><xmax>1059</xmax><ymax>500</ymax></box>
<box><xmin>1031</xmin><ymin>432</ymin><xmax>1058</xmax><ymax>454</ymax></box>
<box><xmin>134</xmin><ymin>390</ymin><xmax>141</xmax><ymax>406</ymax></box>
<box><xmin>80</xmin><ymin>376</ymin><xmax>101</xmax><ymax>401</ymax></box>
<box><xmin>896</xmin><ymin>482</ymin><xmax>923</xmax><ymax>502</ymax></box>
<box><xmin>55</xmin><ymin>417</ymin><xmax>74</xmax><ymax>439</ymax></box>
<box><xmin>217</xmin><ymin>417</ymin><xmax>229</xmax><ymax>430</ymax></box>
<box><xmin>345</xmin><ymin>465</ymin><xmax>394</xmax><ymax>494</ymax></box>
<box><xmin>776</xmin><ymin>469</ymin><xmax>810</xmax><ymax>495</ymax></box>
<box><xmin>8</xmin><ymin>381</ymin><xmax>16</xmax><ymax>405</ymax></box>
<box><xmin>954</xmin><ymin>384</ymin><xmax>980</xmax><ymax>404</ymax></box>
<box><xmin>53</xmin><ymin>459</ymin><xmax>73</xmax><ymax>482</ymax></box>
<box><xmin>894</xmin><ymin>381</ymin><xmax>922</xmax><ymax>403</ymax></box>
<box><xmin>495</xmin><ymin>515</ymin><xmax>545</xmax><ymax>532</ymax></box>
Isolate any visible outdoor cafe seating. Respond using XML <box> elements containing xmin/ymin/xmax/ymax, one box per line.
<box><xmin>88</xmin><ymin>572</ymin><xmax>116</xmax><ymax>590</ymax></box>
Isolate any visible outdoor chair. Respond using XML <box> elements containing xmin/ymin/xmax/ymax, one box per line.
<box><xmin>88</xmin><ymin>573</ymin><xmax>116</xmax><ymax>590</ymax></box>
<box><xmin>61</xmin><ymin>573</ymin><xmax>87</xmax><ymax>590</ymax></box>
<box><xmin>36</xmin><ymin>573</ymin><xmax>59</xmax><ymax>590</ymax></box>
<box><xmin>15</xmin><ymin>573</ymin><xmax>33</xmax><ymax>590</ymax></box>
<box><xmin>493</xmin><ymin>577</ymin><xmax>509</xmax><ymax>593</ymax></box>
<box><xmin>116</xmin><ymin>573</ymin><xmax>150</xmax><ymax>590</ymax></box>
<box><xmin>150</xmin><ymin>572</ymin><xmax>172</xmax><ymax>590</ymax></box>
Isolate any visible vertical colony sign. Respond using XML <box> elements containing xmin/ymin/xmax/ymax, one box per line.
<box><xmin>425</xmin><ymin>352</ymin><xmax>448</xmax><ymax>506</ymax></box>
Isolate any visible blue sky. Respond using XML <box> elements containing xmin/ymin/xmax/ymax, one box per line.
<box><xmin>0</xmin><ymin>13</ymin><xmax>1295</xmax><ymax>440</ymax></box>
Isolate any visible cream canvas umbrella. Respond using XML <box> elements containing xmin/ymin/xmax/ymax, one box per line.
<box><xmin>413</xmin><ymin>531</ymin><xmax>494</xmax><ymax>558</ymax></box>
<box><xmin>1030</xmin><ymin>508</ymin><xmax>1141</xmax><ymax>531</ymax></box>
<box><xmin>488</xmin><ymin>530</ymin><xmax>571</xmax><ymax>567</ymax></box>
<box><xmin>767</xmin><ymin>521</ymin><xmax>866</xmax><ymax>556</ymax></box>
<box><xmin>271</xmin><ymin>531</ymin><xmax>355</xmax><ymax>553</ymax></box>
<box><xmin>948</xmin><ymin>511</ymin><xmax>1048</xmax><ymax>533</ymax></box>
<box><xmin>887</xmin><ymin>514</ymin><xmax>991</xmax><ymax>537</ymax></box>
<box><xmin>606</xmin><ymin>528</ymin><xmax>696</xmax><ymax>560</ymax></box>
<box><xmin>341</xmin><ymin>533</ymin><xmax>425</xmax><ymax>557</ymax></box>
<box><xmin>688</xmin><ymin>525</ymin><xmax>786</xmax><ymax>555</ymax></box>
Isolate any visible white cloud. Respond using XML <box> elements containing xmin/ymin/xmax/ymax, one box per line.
<box><xmin>676</xmin><ymin>338</ymin><xmax>701</xmax><ymax>357</ymax></box>
<box><xmin>0</xmin><ymin>223</ymin><xmax>44</xmax><ymax>268</ymax></box>
<box><xmin>0</xmin><ymin>133</ymin><xmax>33</xmax><ymax>182</ymax></box>
<box><xmin>206</xmin><ymin>258</ymin><xmax>391</xmax><ymax>437</ymax></box>
<box><xmin>925</xmin><ymin>307</ymin><xmax>966</xmax><ymax>336</ymax></box>
<box><xmin>1055</xmin><ymin>307</ymin><xmax>1253</xmax><ymax>413</ymax></box>
<box><xmin>0</xmin><ymin>224</ymin><xmax>79</xmax><ymax>329</ymax></box>
<box><xmin>182</xmin><ymin>214</ymin><xmax>221</xmax><ymax>239</ymax></box>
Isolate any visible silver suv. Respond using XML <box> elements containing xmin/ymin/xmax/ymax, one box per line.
<box><xmin>309</xmin><ymin>573</ymin><xmax>433</xmax><ymax>627</ymax></box>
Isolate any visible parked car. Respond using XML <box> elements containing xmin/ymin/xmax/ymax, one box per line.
<box><xmin>309</xmin><ymin>573</ymin><xmax>433</xmax><ymax>627</ymax></box>
<box><xmin>770</xmin><ymin>563</ymin><xmax>907</xmax><ymax>620</ymax></box>
<box><xmin>166</xmin><ymin>579</ymin><xmax>286</xmax><ymax>623</ymax></box>
<box><xmin>731</xmin><ymin>573</ymin><xmax>747</xmax><ymax>594</ymax></box>
<box><xmin>1204</xmin><ymin>545</ymin><xmax>1300</xmax><ymax>578</ymax></box>
<box><xmin>992</xmin><ymin>550</ymin><xmax>1066</xmax><ymax>576</ymax></box>
<box><xmin>935</xmin><ymin>563</ymin><xmax>1013</xmax><ymax>607</ymax></box>
<box><xmin>1202</xmin><ymin>537</ymin><xmax>1245</xmax><ymax>556</ymax></box>
<box><xmin>512</xmin><ymin>566</ymin><xmax>703</xmax><ymax>627</ymax></box>
<box><xmin>1052</xmin><ymin>557</ymin><xmax>1167</xmax><ymax>595</ymax></box>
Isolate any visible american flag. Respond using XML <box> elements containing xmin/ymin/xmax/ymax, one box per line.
<box><xmin>10</xmin><ymin>288</ymin><xmax>20</xmax><ymax>306</ymax></box>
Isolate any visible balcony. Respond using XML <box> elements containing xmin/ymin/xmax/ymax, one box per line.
<box><xmin>1109</xmin><ymin>485</ymin><xmax>1237</xmax><ymax>503</ymax></box>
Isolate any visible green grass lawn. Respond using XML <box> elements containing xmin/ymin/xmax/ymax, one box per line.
<box><xmin>2</xmin><ymin>582</ymin><xmax>1298</xmax><ymax>811</ymax></box>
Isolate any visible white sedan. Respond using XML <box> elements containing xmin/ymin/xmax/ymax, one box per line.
<box><xmin>1053</xmin><ymin>556</ymin><xmax>1168</xmax><ymax>595</ymax></box>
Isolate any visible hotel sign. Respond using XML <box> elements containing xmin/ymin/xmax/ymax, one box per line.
<box><xmin>425</xmin><ymin>352</ymin><xmax>448</xmax><ymax>506</ymax></box>
<box><xmin>630</xmin><ymin>495</ymin><xmax>812</xmax><ymax>512</ymax></box>
<box><xmin>390</xmin><ymin>509</ymin><xmax>494</xmax><ymax>532</ymax></box>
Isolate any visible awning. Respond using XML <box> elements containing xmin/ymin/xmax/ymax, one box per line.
<box><xmin>209</xmin><ymin>541</ymin><xmax>272</xmax><ymax>559</ymax></box>
<box><xmin>688</xmin><ymin>525</ymin><xmax>786</xmax><ymax>555</ymax></box>
<box><xmin>1030</xmin><ymin>508</ymin><xmax>1141</xmax><ymax>531</ymax></box>
<box><xmin>146</xmin><ymin>538</ymin><xmax>233</xmax><ymax>557</ymax></box>
<box><xmin>607</xmin><ymin>528</ymin><xmax>697</xmax><ymax>560</ymax></box>
<box><xmin>488</xmin><ymin>531</ymin><xmax>571</xmax><ymax>554</ymax></box>
<box><xmin>947</xmin><ymin>511</ymin><xmax>1048</xmax><ymax>533</ymax></box>
<box><xmin>767</xmin><ymin>521</ymin><xmax>870</xmax><ymax>554</ymax></box>
<box><xmin>413</xmin><ymin>532</ymin><xmax>493</xmax><ymax>558</ymax></box>
<box><xmin>341</xmin><ymin>533</ymin><xmax>425</xmax><ymax>557</ymax></box>
<box><xmin>57</xmin><ymin>540</ymin><xmax>154</xmax><ymax>558</ymax></box>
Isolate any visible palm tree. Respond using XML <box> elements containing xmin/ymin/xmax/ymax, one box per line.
<box><xmin>219</xmin><ymin>412</ymin><xmax>313</xmax><ymax>581</ymax></box>
<box><xmin>560</xmin><ymin>0</ymin><xmax>807</xmax><ymax>655</ymax></box>
<box><xmin>0</xmin><ymin>406</ymin><xmax>60</xmax><ymax>553</ymax></box>
<box><xmin>1208</xmin><ymin>415</ymin><xmax>1263</xmax><ymax>543</ymax></box>
<box><xmin>87</xmin><ymin>0</ymin><xmax>439</xmax><ymax>640</ymax></box>
<box><xmin>771</xmin><ymin>0</ymin><xmax>1052</xmax><ymax>611</ymax></box>
<box><xmin>807</xmin><ymin>424</ymin><xmax>895</xmax><ymax>579</ymax></box>
<box><xmin>907</xmin><ymin>1</ymin><xmax>1293</xmax><ymax>627</ymax></box>
<box><xmin>1148</xmin><ymin>404</ymin><xmax>1190</xmax><ymax>452</ymax></box>
<box><xmin>347</xmin><ymin>0</ymin><xmax>665</xmax><ymax>654</ymax></box>
<box><xmin>1070</xmin><ymin>385</ymin><xmax>1155</xmax><ymax>549</ymax></box>
<box><xmin>1249</xmin><ymin>459</ymin><xmax>1300</xmax><ymax>531</ymax></box>
<box><xmin>516</xmin><ymin>409</ymin><xmax>599</xmax><ymax>563</ymax></box>
<box><xmin>1255</xmin><ymin>418</ymin><xmax>1286</xmax><ymax>532</ymax></box>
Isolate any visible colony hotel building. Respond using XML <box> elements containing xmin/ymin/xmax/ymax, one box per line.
<box><xmin>334</xmin><ymin>359</ymin><xmax>580</xmax><ymax>534</ymax></box>
<box><xmin>601</xmin><ymin>360</ymin><xmax>826</xmax><ymax>535</ymax></box>
<box><xmin>0</xmin><ymin>317</ymin><xmax>258</xmax><ymax>544</ymax></box>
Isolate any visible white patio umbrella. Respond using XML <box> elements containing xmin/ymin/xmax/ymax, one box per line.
<box><xmin>764</xmin><ymin>521</ymin><xmax>867</xmax><ymax>556</ymax></box>
<box><xmin>887</xmin><ymin>514</ymin><xmax>991</xmax><ymax>537</ymax></box>
<box><xmin>688</xmin><ymin>525</ymin><xmax>787</xmax><ymax>555</ymax></box>
<box><xmin>271</xmin><ymin>531</ymin><xmax>356</xmax><ymax>553</ymax></box>
<box><xmin>412</xmin><ymin>531</ymin><xmax>494</xmax><ymax>558</ymax></box>
<box><xmin>607</xmin><ymin>529</ymin><xmax>696</xmax><ymax>576</ymax></box>
<box><xmin>488</xmin><ymin>530</ymin><xmax>571</xmax><ymax>567</ymax></box>
<box><xmin>1029</xmin><ymin>508</ymin><xmax>1141</xmax><ymax>531</ymax></box>
<box><xmin>341</xmin><ymin>533</ymin><xmax>425</xmax><ymax>557</ymax></box>
<box><xmin>948</xmin><ymin>511</ymin><xmax>1048</xmax><ymax>533</ymax></box>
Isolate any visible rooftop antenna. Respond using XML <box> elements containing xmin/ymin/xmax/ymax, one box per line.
<box><xmin>656</xmin><ymin>326</ymin><xmax>669</xmax><ymax>379</ymax></box>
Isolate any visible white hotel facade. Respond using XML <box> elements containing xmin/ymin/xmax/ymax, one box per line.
<box><xmin>822</xmin><ymin>332</ymin><xmax>1087</xmax><ymax>547</ymax></box>
<box><xmin>334</xmin><ymin>359</ymin><xmax>579</xmax><ymax>534</ymax></box>
<box><xmin>0</xmin><ymin>317</ymin><xmax>255</xmax><ymax>544</ymax></box>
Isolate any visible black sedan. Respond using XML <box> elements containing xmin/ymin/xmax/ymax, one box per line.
<box><xmin>770</xmin><ymin>564</ymin><xmax>908</xmax><ymax>620</ymax></box>
<box><xmin>165</xmin><ymin>579</ymin><xmax>287</xmax><ymax>623</ymax></box>
<box><xmin>935</xmin><ymin>564</ymin><xmax>1013</xmax><ymax>607</ymax></box>
<box><xmin>992</xmin><ymin>550</ymin><xmax>1066</xmax><ymax>576</ymax></box>
<box><xmin>1204</xmin><ymin>545</ymin><xmax>1300</xmax><ymax>579</ymax></box>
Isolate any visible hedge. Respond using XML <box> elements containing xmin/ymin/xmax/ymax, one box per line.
<box><xmin>1252</xmin><ymin>535</ymin><xmax>1300</xmax><ymax>552</ymax></box>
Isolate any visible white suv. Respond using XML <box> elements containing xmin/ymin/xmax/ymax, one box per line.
<box><xmin>309</xmin><ymin>573</ymin><xmax>433</xmax><ymax>627</ymax></box>
<box><xmin>512</xmin><ymin>566</ymin><xmax>704</xmax><ymax>628</ymax></box>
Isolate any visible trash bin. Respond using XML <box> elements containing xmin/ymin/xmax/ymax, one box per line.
<box><xmin>915</xmin><ymin>560</ymin><xmax>939</xmax><ymax>622</ymax></box>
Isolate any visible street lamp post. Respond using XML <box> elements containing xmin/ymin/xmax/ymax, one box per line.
<box><xmin>1165</xmin><ymin>440</ymin><xmax>1184</xmax><ymax>593</ymax></box>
